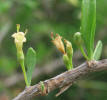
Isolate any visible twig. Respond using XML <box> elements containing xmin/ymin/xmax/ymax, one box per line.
<box><xmin>13</xmin><ymin>59</ymin><xmax>107</xmax><ymax>100</ymax></box>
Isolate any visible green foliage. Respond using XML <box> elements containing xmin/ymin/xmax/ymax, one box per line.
<box><xmin>93</xmin><ymin>40</ymin><xmax>103</xmax><ymax>60</ymax></box>
<box><xmin>26</xmin><ymin>47</ymin><xmax>36</xmax><ymax>86</ymax></box>
<box><xmin>81</xmin><ymin>0</ymin><xmax>96</xmax><ymax>59</ymax></box>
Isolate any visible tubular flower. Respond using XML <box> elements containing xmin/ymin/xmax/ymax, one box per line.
<box><xmin>12</xmin><ymin>24</ymin><xmax>26</xmax><ymax>52</ymax></box>
<box><xmin>12</xmin><ymin>24</ymin><xmax>27</xmax><ymax>61</ymax></box>
<box><xmin>12</xmin><ymin>32</ymin><xmax>26</xmax><ymax>51</ymax></box>
<box><xmin>12</xmin><ymin>24</ymin><xmax>29</xmax><ymax>86</ymax></box>
<box><xmin>51</xmin><ymin>32</ymin><xmax>65</xmax><ymax>54</ymax></box>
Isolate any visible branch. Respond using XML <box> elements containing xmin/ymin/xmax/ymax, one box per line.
<box><xmin>13</xmin><ymin>59</ymin><xmax>107</xmax><ymax>100</ymax></box>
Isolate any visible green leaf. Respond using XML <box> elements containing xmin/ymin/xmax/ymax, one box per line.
<box><xmin>93</xmin><ymin>40</ymin><xmax>103</xmax><ymax>60</ymax></box>
<box><xmin>26</xmin><ymin>47</ymin><xmax>36</xmax><ymax>86</ymax></box>
<box><xmin>81</xmin><ymin>0</ymin><xmax>96</xmax><ymax>59</ymax></box>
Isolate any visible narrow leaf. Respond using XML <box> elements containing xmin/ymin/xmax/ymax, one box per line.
<box><xmin>81</xmin><ymin>0</ymin><xmax>96</xmax><ymax>59</ymax></box>
<box><xmin>26</xmin><ymin>47</ymin><xmax>36</xmax><ymax>86</ymax></box>
<box><xmin>93</xmin><ymin>40</ymin><xmax>103</xmax><ymax>60</ymax></box>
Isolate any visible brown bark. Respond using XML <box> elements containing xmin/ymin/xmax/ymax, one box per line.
<box><xmin>13</xmin><ymin>59</ymin><xmax>107</xmax><ymax>100</ymax></box>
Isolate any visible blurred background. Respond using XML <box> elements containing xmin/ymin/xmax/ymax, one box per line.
<box><xmin>0</xmin><ymin>0</ymin><xmax>107</xmax><ymax>100</ymax></box>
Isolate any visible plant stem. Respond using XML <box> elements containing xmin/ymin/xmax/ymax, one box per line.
<box><xmin>69</xmin><ymin>57</ymin><xmax>73</xmax><ymax>70</ymax></box>
<box><xmin>20</xmin><ymin>60</ymin><xmax>29</xmax><ymax>87</ymax></box>
<box><xmin>67</xmin><ymin>64</ymin><xmax>72</xmax><ymax>70</ymax></box>
<box><xmin>63</xmin><ymin>54</ymin><xmax>73</xmax><ymax>70</ymax></box>
<box><xmin>79</xmin><ymin>45</ymin><xmax>89</xmax><ymax>60</ymax></box>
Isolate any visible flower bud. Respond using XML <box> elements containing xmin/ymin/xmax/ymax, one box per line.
<box><xmin>64</xmin><ymin>39</ymin><xmax>73</xmax><ymax>58</ymax></box>
<box><xmin>73</xmin><ymin>32</ymin><xmax>83</xmax><ymax>46</ymax></box>
<box><xmin>51</xmin><ymin>32</ymin><xmax>65</xmax><ymax>54</ymax></box>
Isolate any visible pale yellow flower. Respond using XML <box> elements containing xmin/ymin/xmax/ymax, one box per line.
<box><xmin>12</xmin><ymin>32</ymin><xmax>26</xmax><ymax>50</ymax></box>
<box><xmin>12</xmin><ymin>24</ymin><xmax>26</xmax><ymax>51</ymax></box>
<box><xmin>12</xmin><ymin>32</ymin><xmax>26</xmax><ymax>43</ymax></box>
<box><xmin>12</xmin><ymin>24</ymin><xmax>27</xmax><ymax>62</ymax></box>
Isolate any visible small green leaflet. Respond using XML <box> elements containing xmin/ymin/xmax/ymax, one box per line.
<box><xmin>40</xmin><ymin>81</ymin><xmax>45</xmax><ymax>92</ymax></box>
<box><xmin>93</xmin><ymin>40</ymin><xmax>103</xmax><ymax>60</ymax></box>
<box><xmin>26</xmin><ymin>47</ymin><xmax>36</xmax><ymax>86</ymax></box>
<box><xmin>81</xmin><ymin>0</ymin><xmax>96</xmax><ymax>59</ymax></box>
